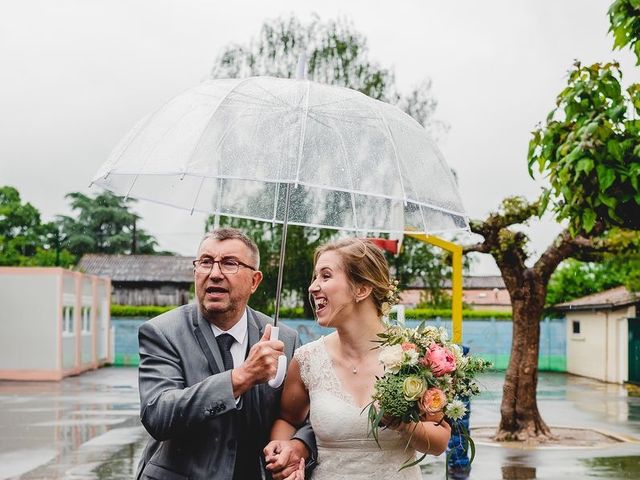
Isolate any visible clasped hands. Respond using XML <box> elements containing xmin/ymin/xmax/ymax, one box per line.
<box><xmin>263</xmin><ymin>439</ymin><xmax>307</xmax><ymax>480</ymax></box>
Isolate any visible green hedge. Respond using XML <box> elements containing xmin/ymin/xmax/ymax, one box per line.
<box><xmin>110</xmin><ymin>304</ymin><xmax>308</xmax><ymax>319</ymax></box>
<box><xmin>277</xmin><ymin>308</ymin><xmax>513</xmax><ymax>320</ymax></box>
<box><xmin>110</xmin><ymin>304</ymin><xmax>512</xmax><ymax>320</ymax></box>
<box><xmin>111</xmin><ymin>305</ymin><xmax>176</xmax><ymax>317</ymax></box>
<box><xmin>276</xmin><ymin>307</ymin><xmax>306</xmax><ymax>318</ymax></box>
<box><xmin>404</xmin><ymin>308</ymin><xmax>512</xmax><ymax>320</ymax></box>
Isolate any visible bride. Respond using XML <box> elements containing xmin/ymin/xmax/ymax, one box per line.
<box><xmin>264</xmin><ymin>238</ymin><xmax>451</xmax><ymax>480</ymax></box>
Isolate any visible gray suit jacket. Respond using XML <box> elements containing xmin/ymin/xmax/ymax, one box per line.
<box><xmin>136</xmin><ymin>304</ymin><xmax>316</xmax><ymax>480</ymax></box>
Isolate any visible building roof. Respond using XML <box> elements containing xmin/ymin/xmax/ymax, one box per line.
<box><xmin>78</xmin><ymin>254</ymin><xmax>194</xmax><ymax>283</ymax></box>
<box><xmin>447</xmin><ymin>275</ymin><xmax>505</xmax><ymax>289</ymax></box>
<box><xmin>409</xmin><ymin>275</ymin><xmax>506</xmax><ymax>290</ymax></box>
<box><xmin>553</xmin><ymin>286</ymin><xmax>639</xmax><ymax>311</ymax></box>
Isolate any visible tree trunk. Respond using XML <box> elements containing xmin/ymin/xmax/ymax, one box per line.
<box><xmin>495</xmin><ymin>269</ymin><xmax>554</xmax><ymax>442</ymax></box>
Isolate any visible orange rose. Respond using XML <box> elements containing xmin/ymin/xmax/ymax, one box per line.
<box><xmin>418</xmin><ymin>387</ymin><xmax>447</xmax><ymax>415</ymax></box>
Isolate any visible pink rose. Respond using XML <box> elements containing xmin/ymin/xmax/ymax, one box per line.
<box><xmin>419</xmin><ymin>387</ymin><xmax>447</xmax><ymax>414</ymax></box>
<box><xmin>422</xmin><ymin>343</ymin><xmax>456</xmax><ymax>376</ymax></box>
<box><xmin>401</xmin><ymin>342</ymin><xmax>417</xmax><ymax>351</ymax></box>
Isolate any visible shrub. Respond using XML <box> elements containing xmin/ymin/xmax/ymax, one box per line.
<box><xmin>404</xmin><ymin>308</ymin><xmax>513</xmax><ymax>320</ymax></box>
<box><xmin>111</xmin><ymin>305</ymin><xmax>175</xmax><ymax>317</ymax></box>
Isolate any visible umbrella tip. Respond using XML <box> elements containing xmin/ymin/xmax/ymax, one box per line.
<box><xmin>296</xmin><ymin>53</ymin><xmax>307</xmax><ymax>80</ymax></box>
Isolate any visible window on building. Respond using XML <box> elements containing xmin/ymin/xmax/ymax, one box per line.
<box><xmin>81</xmin><ymin>307</ymin><xmax>91</xmax><ymax>333</ymax></box>
<box><xmin>572</xmin><ymin>320</ymin><xmax>581</xmax><ymax>334</ymax></box>
<box><xmin>63</xmin><ymin>306</ymin><xmax>75</xmax><ymax>334</ymax></box>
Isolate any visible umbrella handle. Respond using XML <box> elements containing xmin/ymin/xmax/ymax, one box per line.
<box><xmin>268</xmin><ymin>326</ymin><xmax>287</xmax><ymax>388</ymax></box>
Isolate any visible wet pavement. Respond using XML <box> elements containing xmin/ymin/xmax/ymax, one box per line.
<box><xmin>0</xmin><ymin>368</ymin><xmax>145</xmax><ymax>480</ymax></box>
<box><xmin>0</xmin><ymin>368</ymin><xmax>638</xmax><ymax>479</ymax></box>
<box><xmin>421</xmin><ymin>372</ymin><xmax>640</xmax><ymax>479</ymax></box>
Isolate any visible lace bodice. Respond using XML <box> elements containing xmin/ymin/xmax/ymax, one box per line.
<box><xmin>294</xmin><ymin>337</ymin><xmax>421</xmax><ymax>480</ymax></box>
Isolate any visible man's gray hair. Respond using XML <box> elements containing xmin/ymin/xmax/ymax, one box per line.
<box><xmin>198</xmin><ymin>227</ymin><xmax>260</xmax><ymax>269</ymax></box>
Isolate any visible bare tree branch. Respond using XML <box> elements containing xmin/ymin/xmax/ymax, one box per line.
<box><xmin>533</xmin><ymin>230</ymin><xmax>576</xmax><ymax>282</ymax></box>
<box><xmin>533</xmin><ymin>224</ymin><xmax>638</xmax><ymax>282</ymax></box>
<box><xmin>462</xmin><ymin>242</ymin><xmax>490</xmax><ymax>255</ymax></box>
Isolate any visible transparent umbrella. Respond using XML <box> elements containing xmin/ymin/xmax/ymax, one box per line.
<box><xmin>91</xmin><ymin>74</ymin><xmax>468</xmax><ymax>386</ymax></box>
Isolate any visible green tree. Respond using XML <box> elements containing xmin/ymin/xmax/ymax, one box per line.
<box><xmin>57</xmin><ymin>191</ymin><xmax>160</xmax><ymax>257</ymax></box>
<box><xmin>388</xmin><ymin>236</ymin><xmax>453</xmax><ymax>308</ymax></box>
<box><xmin>211</xmin><ymin>15</ymin><xmax>446</xmax><ymax>136</ymax></box>
<box><xmin>208</xmin><ymin>15</ymin><xmax>450</xmax><ymax>315</ymax></box>
<box><xmin>528</xmin><ymin>62</ymin><xmax>640</xmax><ymax>232</ymax></box>
<box><xmin>609</xmin><ymin>0</ymin><xmax>640</xmax><ymax>64</ymax></box>
<box><xmin>463</xmin><ymin>32</ymin><xmax>640</xmax><ymax>440</ymax></box>
<box><xmin>546</xmin><ymin>253</ymin><xmax>640</xmax><ymax>306</ymax></box>
<box><xmin>464</xmin><ymin>199</ymin><xmax>638</xmax><ymax>442</ymax></box>
<box><xmin>0</xmin><ymin>186</ymin><xmax>74</xmax><ymax>267</ymax></box>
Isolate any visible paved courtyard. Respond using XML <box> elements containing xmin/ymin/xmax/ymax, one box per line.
<box><xmin>0</xmin><ymin>367</ymin><xmax>638</xmax><ymax>479</ymax></box>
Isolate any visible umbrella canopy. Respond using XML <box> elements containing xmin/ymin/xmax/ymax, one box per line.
<box><xmin>92</xmin><ymin>76</ymin><xmax>468</xmax><ymax>235</ymax></box>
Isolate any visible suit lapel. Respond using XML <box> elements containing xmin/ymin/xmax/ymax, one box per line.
<box><xmin>245</xmin><ymin>308</ymin><xmax>265</xmax><ymax>428</ymax></box>
<box><xmin>246</xmin><ymin>307</ymin><xmax>263</xmax><ymax>349</ymax></box>
<box><xmin>192</xmin><ymin>307</ymin><xmax>225</xmax><ymax>374</ymax></box>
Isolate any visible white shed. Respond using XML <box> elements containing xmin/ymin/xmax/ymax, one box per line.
<box><xmin>554</xmin><ymin>286</ymin><xmax>639</xmax><ymax>385</ymax></box>
<box><xmin>0</xmin><ymin>267</ymin><xmax>112</xmax><ymax>380</ymax></box>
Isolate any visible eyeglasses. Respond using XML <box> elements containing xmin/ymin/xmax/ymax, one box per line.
<box><xmin>193</xmin><ymin>257</ymin><xmax>257</xmax><ymax>275</ymax></box>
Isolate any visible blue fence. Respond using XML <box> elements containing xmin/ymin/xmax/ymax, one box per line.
<box><xmin>112</xmin><ymin>316</ymin><xmax>566</xmax><ymax>371</ymax></box>
<box><xmin>282</xmin><ymin>317</ymin><xmax>566</xmax><ymax>371</ymax></box>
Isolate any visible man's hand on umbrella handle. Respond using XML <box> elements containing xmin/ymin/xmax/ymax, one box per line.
<box><xmin>231</xmin><ymin>324</ymin><xmax>284</xmax><ymax>396</ymax></box>
<box><xmin>268</xmin><ymin>326</ymin><xmax>287</xmax><ymax>388</ymax></box>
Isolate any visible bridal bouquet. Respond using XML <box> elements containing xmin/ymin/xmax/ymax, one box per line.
<box><xmin>366</xmin><ymin>322</ymin><xmax>491</xmax><ymax>466</ymax></box>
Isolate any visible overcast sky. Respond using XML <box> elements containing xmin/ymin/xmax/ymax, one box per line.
<box><xmin>1</xmin><ymin>0</ymin><xmax>638</xmax><ymax>274</ymax></box>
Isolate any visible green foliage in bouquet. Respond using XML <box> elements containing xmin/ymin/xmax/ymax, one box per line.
<box><xmin>371</xmin><ymin>374</ymin><xmax>416</xmax><ymax>420</ymax></box>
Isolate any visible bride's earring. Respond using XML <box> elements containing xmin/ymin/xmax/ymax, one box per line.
<box><xmin>353</xmin><ymin>285</ymin><xmax>372</xmax><ymax>305</ymax></box>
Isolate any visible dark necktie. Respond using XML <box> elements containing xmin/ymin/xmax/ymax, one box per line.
<box><xmin>216</xmin><ymin>333</ymin><xmax>235</xmax><ymax>371</ymax></box>
<box><xmin>217</xmin><ymin>333</ymin><xmax>258</xmax><ymax>479</ymax></box>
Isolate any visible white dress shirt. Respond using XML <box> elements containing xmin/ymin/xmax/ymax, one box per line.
<box><xmin>210</xmin><ymin>309</ymin><xmax>249</xmax><ymax>369</ymax></box>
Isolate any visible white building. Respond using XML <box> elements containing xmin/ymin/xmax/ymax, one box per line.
<box><xmin>554</xmin><ymin>286</ymin><xmax>639</xmax><ymax>385</ymax></box>
<box><xmin>0</xmin><ymin>267</ymin><xmax>111</xmax><ymax>380</ymax></box>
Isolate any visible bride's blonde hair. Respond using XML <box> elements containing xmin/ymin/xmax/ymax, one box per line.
<box><xmin>313</xmin><ymin>238</ymin><xmax>392</xmax><ymax>316</ymax></box>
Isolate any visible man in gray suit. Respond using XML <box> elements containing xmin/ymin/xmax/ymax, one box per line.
<box><xmin>136</xmin><ymin>228</ymin><xmax>315</xmax><ymax>479</ymax></box>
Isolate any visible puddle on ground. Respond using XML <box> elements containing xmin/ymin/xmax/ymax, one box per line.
<box><xmin>0</xmin><ymin>448</ymin><xmax>57</xmax><ymax>480</ymax></box>
<box><xmin>580</xmin><ymin>456</ymin><xmax>640</xmax><ymax>479</ymax></box>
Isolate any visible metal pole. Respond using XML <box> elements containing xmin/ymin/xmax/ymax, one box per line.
<box><xmin>406</xmin><ymin>232</ymin><xmax>464</xmax><ymax>343</ymax></box>
<box><xmin>273</xmin><ymin>182</ymin><xmax>292</xmax><ymax>327</ymax></box>
<box><xmin>451</xmin><ymin>246</ymin><xmax>463</xmax><ymax>344</ymax></box>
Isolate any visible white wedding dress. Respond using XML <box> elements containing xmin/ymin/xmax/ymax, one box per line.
<box><xmin>295</xmin><ymin>337</ymin><xmax>422</xmax><ymax>480</ymax></box>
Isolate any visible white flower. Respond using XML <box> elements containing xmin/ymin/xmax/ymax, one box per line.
<box><xmin>450</xmin><ymin>344</ymin><xmax>468</xmax><ymax>370</ymax></box>
<box><xmin>404</xmin><ymin>348</ymin><xmax>420</xmax><ymax>366</ymax></box>
<box><xmin>378</xmin><ymin>344</ymin><xmax>404</xmax><ymax>373</ymax></box>
<box><xmin>450</xmin><ymin>344</ymin><xmax>462</xmax><ymax>356</ymax></box>
<box><xmin>438</xmin><ymin>327</ymin><xmax>449</xmax><ymax>342</ymax></box>
<box><xmin>416</xmin><ymin>326</ymin><xmax>436</xmax><ymax>348</ymax></box>
<box><xmin>445</xmin><ymin>399</ymin><xmax>467</xmax><ymax>420</ymax></box>
<box><xmin>456</xmin><ymin>356</ymin><xmax>469</xmax><ymax>371</ymax></box>
<box><xmin>422</xmin><ymin>326</ymin><xmax>438</xmax><ymax>336</ymax></box>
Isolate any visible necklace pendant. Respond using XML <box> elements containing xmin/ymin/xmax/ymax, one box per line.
<box><xmin>352</xmin><ymin>366</ymin><xmax>358</xmax><ymax>374</ymax></box>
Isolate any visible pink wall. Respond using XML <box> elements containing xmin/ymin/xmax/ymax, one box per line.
<box><xmin>0</xmin><ymin>267</ymin><xmax>111</xmax><ymax>381</ymax></box>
